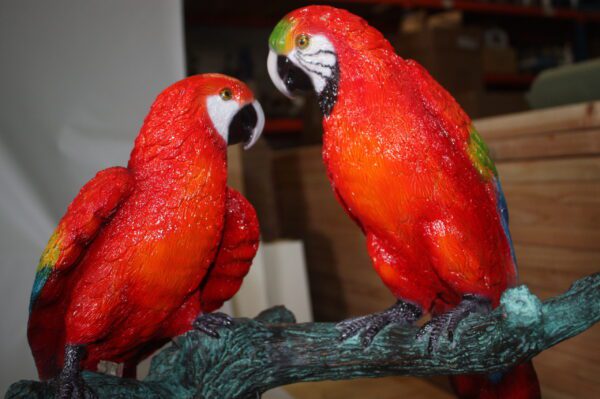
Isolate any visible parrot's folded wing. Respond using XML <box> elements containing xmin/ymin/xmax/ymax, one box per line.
<box><xmin>406</xmin><ymin>59</ymin><xmax>471</xmax><ymax>140</ymax></box>
<box><xmin>407</xmin><ymin>60</ymin><xmax>516</xmax><ymax>272</ymax></box>
<box><xmin>29</xmin><ymin>166</ymin><xmax>132</xmax><ymax>312</ymax></box>
<box><xmin>464</xmin><ymin>127</ymin><xmax>517</xmax><ymax>268</ymax></box>
<box><xmin>200</xmin><ymin>187</ymin><xmax>259</xmax><ymax>312</ymax></box>
<box><xmin>406</xmin><ymin>60</ymin><xmax>498</xmax><ymax>179</ymax></box>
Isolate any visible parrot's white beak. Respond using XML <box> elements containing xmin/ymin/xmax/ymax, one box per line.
<box><xmin>268</xmin><ymin>50</ymin><xmax>293</xmax><ymax>99</ymax></box>
<box><xmin>244</xmin><ymin>100</ymin><xmax>264</xmax><ymax>150</ymax></box>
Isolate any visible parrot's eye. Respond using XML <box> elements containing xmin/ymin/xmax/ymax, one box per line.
<box><xmin>295</xmin><ymin>34</ymin><xmax>310</xmax><ymax>50</ymax></box>
<box><xmin>219</xmin><ymin>88</ymin><xmax>233</xmax><ymax>101</ymax></box>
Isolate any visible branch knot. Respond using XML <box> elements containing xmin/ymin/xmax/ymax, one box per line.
<box><xmin>501</xmin><ymin>285</ymin><xmax>543</xmax><ymax>329</ymax></box>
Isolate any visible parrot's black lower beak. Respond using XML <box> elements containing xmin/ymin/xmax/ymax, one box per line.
<box><xmin>229</xmin><ymin>104</ymin><xmax>256</xmax><ymax>145</ymax></box>
<box><xmin>277</xmin><ymin>55</ymin><xmax>314</xmax><ymax>94</ymax></box>
<box><xmin>228</xmin><ymin>101</ymin><xmax>264</xmax><ymax>149</ymax></box>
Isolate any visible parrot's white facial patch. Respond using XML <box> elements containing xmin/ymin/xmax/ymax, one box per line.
<box><xmin>291</xmin><ymin>35</ymin><xmax>337</xmax><ymax>94</ymax></box>
<box><xmin>206</xmin><ymin>95</ymin><xmax>241</xmax><ymax>145</ymax></box>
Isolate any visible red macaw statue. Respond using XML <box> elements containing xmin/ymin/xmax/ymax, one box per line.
<box><xmin>267</xmin><ymin>6</ymin><xmax>540</xmax><ymax>399</ymax></box>
<box><xmin>27</xmin><ymin>74</ymin><xmax>264</xmax><ymax>398</ymax></box>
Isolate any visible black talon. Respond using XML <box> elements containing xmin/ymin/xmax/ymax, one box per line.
<box><xmin>417</xmin><ymin>294</ymin><xmax>491</xmax><ymax>353</ymax></box>
<box><xmin>57</xmin><ymin>344</ymin><xmax>97</xmax><ymax>399</ymax></box>
<box><xmin>193</xmin><ymin>312</ymin><xmax>234</xmax><ymax>338</ymax></box>
<box><xmin>336</xmin><ymin>300</ymin><xmax>422</xmax><ymax>347</ymax></box>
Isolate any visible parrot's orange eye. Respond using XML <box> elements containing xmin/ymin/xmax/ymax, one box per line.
<box><xmin>295</xmin><ymin>34</ymin><xmax>310</xmax><ymax>50</ymax></box>
<box><xmin>219</xmin><ymin>88</ymin><xmax>233</xmax><ymax>101</ymax></box>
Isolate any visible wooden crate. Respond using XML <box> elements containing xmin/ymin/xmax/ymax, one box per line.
<box><xmin>475</xmin><ymin>102</ymin><xmax>600</xmax><ymax>399</ymax></box>
<box><xmin>247</xmin><ymin>102</ymin><xmax>600</xmax><ymax>398</ymax></box>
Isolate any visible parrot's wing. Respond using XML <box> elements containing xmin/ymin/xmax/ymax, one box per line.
<box><xmin>406</xmin><ymin>59</ymin><xmax>497</xmax><ymax>178</ymax></box>
<box><xmin>200</xmin><ymin>187</ymin><xmax>260</xmax><ymax>312</ymax></box>
<box><xmin>29</xmin><ymin>166</ymin><xmax>132</xmax><ymax>312</ymax></box>
<box><xmin>407</xmin><ymin>59</ymin><xmax>517</xmax><ymax>269</ymax></box>
<box><xmin>406</xmin><ymin>59</ymin><xmax>472</xmax><ymax>141</ymax></box>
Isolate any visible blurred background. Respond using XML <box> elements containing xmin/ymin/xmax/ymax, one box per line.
<box><xmin>1</xmin><ymin>0</ymin><xmax>599</xmax><ymax>398</ymax></box>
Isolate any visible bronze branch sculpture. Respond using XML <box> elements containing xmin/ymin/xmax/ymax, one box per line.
<box><xmin>6</xmin><ymin>273</ymin><xmax>599</xmax><ymax>399</ymax></box>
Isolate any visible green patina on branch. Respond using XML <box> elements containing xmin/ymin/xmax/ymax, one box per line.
<box><xmin>6</xmin><ymin>273</ymin><xmax>599</xmax><ymax>399</ymax></box>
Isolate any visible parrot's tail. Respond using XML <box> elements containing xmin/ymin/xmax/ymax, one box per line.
<box><xmin>450</xmin><ymin>361</ymin><xmax>540</xmax><ymax>399</ymax></box>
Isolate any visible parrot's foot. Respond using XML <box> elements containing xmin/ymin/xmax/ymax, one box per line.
<box><xmin>193</xmin><ymin>312</ymin><xmax>233</xmax><ymax>338</ymax></box>
<box><xmin>416</xmin><ymin>294</ymin><xmax>491</xmax><ymax>353</ymax></box>
<box><xmin>336</xmin><ymin>300</ymin><xmax>422</xmax><ymax>347</ymax></box>
<box><xmin>56</xmin><ymin>344</ymin><xmax>97</xmax><ymax>399</ymax></box>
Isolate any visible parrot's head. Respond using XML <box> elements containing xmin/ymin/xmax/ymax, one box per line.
<box><xmin>267</xmin><ymin>6</ymin><xmax>390</xmax><ymax>115</ymax></box>
<box><xmin>199</xmin><ymin>74</ymin><xmax>265</xmax><ymax>150</ymax></box>
<box><xmin>134</xmin><ymin>74</ymin><xmax>264</xmax><ymax>166</ymax></box>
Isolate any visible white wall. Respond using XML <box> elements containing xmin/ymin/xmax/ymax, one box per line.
<box><xmin>233</xmin><ymin>241</ymin><xmax>313</xmax><ymax>323</ymax></box>
<box><xmin>0</xmin><ymin>0</ymin><xmax>185</xmax><ymax>391</ymax></box>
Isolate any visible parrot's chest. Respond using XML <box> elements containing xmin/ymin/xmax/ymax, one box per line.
<box><xmin>88</xmin><ymin>167</ymin><xmax>228</xmax><ymax>314</ymax></box>
<box><xmin>322</xmin><ymin>123</ymin><xmax>431</xmax><ymax>238</ymax></box>
<box><xmin>132</xmin><ymin>190</ymin><xmax>225</xmax><ymax>300</ymax></box>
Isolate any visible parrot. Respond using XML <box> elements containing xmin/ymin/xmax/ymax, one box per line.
<box><xmin>267</xmin><ymin>6</ymin><xmax>540</xmax><ymax>399</ymax></box>
<box><xmin>27</xmin><ymin>73</ymin><xmax>264</xmax><ymax>398</ymax></box>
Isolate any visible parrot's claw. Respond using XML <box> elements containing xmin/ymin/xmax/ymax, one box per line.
<box><xmin>56</xmin><ymin>345</ymin><xmax>97</xmax><ymax>399</ymax></box>
<box><xmin>336</xmin><ymin>300</ymin><xmax>422</xmax><ymax>347</ymax></box>
<box><xmin>56</xmin><ymin>375</ymin><xmax>97</xmax><ymax>399</ymax></box>
<box><xmin>416</xmin><ymin>294</ymin><xmax>491</xmax><ymax>353</ymax></box>
<box><xmin>193</xmin><ymin>312</ymin><xmax>234</xmax><ymax>338</ymax></box>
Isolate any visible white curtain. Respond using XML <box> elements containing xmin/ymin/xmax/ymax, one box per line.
<box><xmin>0</xmin><ymin>0</ymin><xmax>185</xmax><ymax>390</ymax></box>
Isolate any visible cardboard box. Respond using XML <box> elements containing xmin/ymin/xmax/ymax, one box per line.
<box><xmin>451</xmin><ymin>90</ymin><xmax>529</xmax><ymax>119</ymax></box>
<box><xmin>482</xmin><ymin>47</ymin><xmax>518</xmax><ymax>74</ymax></box>
<box><xmin>391</xmin><ymin>27</ymin><xmax>483</xmax><ymax>94</ymax></box>
<box><xmin>477</xmin><ymin>91</ymin><xmax>529</xmax><ymax>118</ymax></box>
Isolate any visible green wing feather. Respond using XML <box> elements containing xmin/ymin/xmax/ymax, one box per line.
<box><xmin>467</xmin><ymin>126</ymin><xmax>497</xmax><ymax>180</ymax></box>
<box><xmin>466</xmin><ymin>126</ymin><xmax>517</xmax><ymax>267</ymax></box>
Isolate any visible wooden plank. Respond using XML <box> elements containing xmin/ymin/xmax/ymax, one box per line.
<box><xmin>501</xmin><ymin>180</ymin><xmax>600</xmax><ymax>250</ymax></box>
<box><xmin>281</xmin><ymin>376</ymin><xmax>454</xmax><ymax>399</ymax></box>
<box><xmin>515</xmin><ymin>244</ymin><xmax>600</xmax><ymax>275</ymax></box>
<box><xmin>276</xmin><ymin>147</ymin><xmax>600</xmax><ymax>183</ymax></box>
<box><xmin>486</xmin><ymin>128</ymin><xmax>600</xmax><ymax>161</ymax></box>
<box><xmin>535</xmin><ymin>328</ymin><xmax>600</xmax><ymax>399</ymax></box>
<box><xmin>474</xmin><ymin>101</ymin><xmax>600</xmax><ymax>140</ymax></box>
<box><xmin>497</xmin><ymin>156</ymin><xmax>600</xmax><ymax>182</ymax></box>
<box><xmin>548</xmin><ymin>329</ymin><xmax>600</xmax><ymax>364</ymax></box>
<box><xmin>497</xmin><ymin>157</ymin><xmax>599</xmax><ymax>254</ymax></box>
<box><xmin>509</xmin><ymin>223</ymin><xmax>600</xmax><ymax>251</ymax></box>
<box><xmin>514</xmin><ymin>245</ymin><xmax>600</xmax><ymax>299</ymax></box>
<box><xmin>504</xmin><ymin>182</ymin><xmax>600</xmax><ymax>225</ymax></box>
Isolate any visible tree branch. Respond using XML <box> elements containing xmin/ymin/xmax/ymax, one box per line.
<box><xmin>6</xmin><ymin>273</ymin><xmax>599</xmax><ymax>399</ymax></box>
